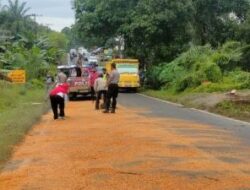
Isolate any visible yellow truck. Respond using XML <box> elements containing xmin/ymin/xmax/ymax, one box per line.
<box><xmin>105</xmin><ymin>59</ymin><xmax>140</xmax><ymax>90</ymax></box>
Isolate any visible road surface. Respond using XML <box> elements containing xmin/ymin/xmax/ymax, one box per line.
<box><xmin>0</xmin><ymin>93</ymin><xmax>250</xmax><ymax>190</ymax></box>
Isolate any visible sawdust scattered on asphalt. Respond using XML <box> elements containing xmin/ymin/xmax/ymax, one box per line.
<box><xmin>0</xmin><ymin>101</ymin><xmax>250</xmax><ymax>190</ymax></box>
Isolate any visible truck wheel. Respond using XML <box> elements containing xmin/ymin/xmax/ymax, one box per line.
<box><xmin>69</xmin><ymin>93</ymin><xmax>77</xmax><ymax>100</ymax></box>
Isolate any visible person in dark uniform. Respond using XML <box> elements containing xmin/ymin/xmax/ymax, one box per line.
<box><xmin>103</xmin><ymin>63</ymin><xmax>120</xmax><ymax>113</ymax></box>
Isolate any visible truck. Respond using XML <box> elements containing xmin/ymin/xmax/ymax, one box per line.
<box><xmin>57</xmin><ymin>65</ymin><xmax>91</xmax><ymax>100</ymax></box>
<box><xmin>105</xmin><ymin>59</ymin><xmax>140</xmax><ymax>91</ymax></box>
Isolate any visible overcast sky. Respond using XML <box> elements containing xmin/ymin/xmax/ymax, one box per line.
<box><xmin>2</xmin><ymin>0</ymin><xmax>75</xmax><ymax>31</ymax></box>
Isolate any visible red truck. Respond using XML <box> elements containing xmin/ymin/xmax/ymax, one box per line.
<box><xmin>57</xmin><ymin>65</ymin><xmax>91</xmax><ymax>100</ymax></box>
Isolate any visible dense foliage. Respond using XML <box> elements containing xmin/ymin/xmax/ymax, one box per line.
<box><xmin>73</xmin><ymin>0</ymin><xmax>250</xmax><ymax>62</ymax></box>
<box><xmin>147</xmin><ymin>42</ymin><xmax>250</xmax><ymax>91</ymax></box>
<box><xmin>73</xmin><ymin>0</ymin><xmax>250</xmax><ymax>91</ymax></box>
<box><xmin>0</xmin><ymin>0</ymin><xmax>68</xmax><ymax>81</ymax></box>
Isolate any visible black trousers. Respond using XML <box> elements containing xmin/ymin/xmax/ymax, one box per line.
<box><xmin>95</xmin><ymin>90</ymin><xmax>107</xmax><ymax>109</ymax></box>
<box><xmin>90</xmin><ymin>86</ymin><xmax>95</xmax><ymax>101</ymax></box>
<box><xmin>50</xmin><ymin>95</ymin><xmax>65</xmax><ymax>119</ymax></box>
<box><xmin>106</xmin><ymin>84</ymin><xmax>119</xmax><ymax>111</ymax></box>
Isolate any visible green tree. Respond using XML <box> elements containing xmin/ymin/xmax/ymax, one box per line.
<box><xmin>2</xmin><ymin>0</ymin><xmax>31</xmax><ymax>34</ymax></box>
<box><xmin>124</xmin><ymin>0</ymin><xmax>193</xmax><ymax>64</ymax></box>
<box><xmin>74</xmin><ymin>0</ymin><xmax>193</xmax><ymax>64</ymax></box>
<box><xmin>192</xmin><ymin>0</ymin><xmax>250</xmax><ymax>46</ymax></box>
<box><xmin>73</xmin><ymin>0</ymin><xmax>138</xmax><ymax>47</ymax></box>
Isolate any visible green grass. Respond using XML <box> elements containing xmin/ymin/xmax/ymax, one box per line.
<box><xmin>0</xmin><ymin>81</ymin><xmax>48</xmax><ymax>169</ymax></box>
<box><xmin>141</xmin><ymin>88</ymin><xmax>182</xmax><ymax>102</ymax></box>
<box><xmin>141</xmin><ymin>88</ymin><xmax>199</xmax><ymax>106</ymax></box>
<box><xmin>141</xmin><ymin>87</ymin><xmax>250</xmax><ymax>122</ymax></box>
<box><xmin>212</xmin><ymin>100</ymin><xmax>250</xmax><ymax>122</ymax></box>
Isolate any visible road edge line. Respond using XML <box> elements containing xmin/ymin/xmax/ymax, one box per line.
<box><xmin>189</xmin><ymin>108</ymin><xmax>250</xmax><ymax>126</ymax></box>
<box><xmin>137</xmin><ymin>93</ymin><xmax>250</xmax><ymax>126</ymax></box>
<box><xmin>137</xmin><ymin>93</ymin><xmax>183</xmax><ymax>107</ymax></box>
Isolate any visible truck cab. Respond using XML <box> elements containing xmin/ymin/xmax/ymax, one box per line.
<box><xmin>105</xmin><ymin>59</ymin><xmax>140</xmax><ymax>90</ymax></box>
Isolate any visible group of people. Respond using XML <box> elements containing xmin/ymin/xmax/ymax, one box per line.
<box><xmin>47</xmin><ymin>63</ymin><xmax>120</xmax><ymax>120</ymax></box>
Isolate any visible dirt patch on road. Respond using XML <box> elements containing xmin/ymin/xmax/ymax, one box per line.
<box><xmin>0</xmin><ymin>101</ymin><xmax>250</xmax><ymax>189</ymax></box>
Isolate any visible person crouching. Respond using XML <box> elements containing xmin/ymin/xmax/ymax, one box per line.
<box><xmin>94</xmin><ymin>73</ymin><xmax>107</xmax><ymax>110</ymax></box>
<box><xmin>49</xmin><ymin>82</ymin><xmax>69</xmax><ymax>120</ymax></box>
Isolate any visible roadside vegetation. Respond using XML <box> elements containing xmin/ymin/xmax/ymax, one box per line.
<box><xmin>71</xmin><ymin>0</ymin><xmax>250</xmax><ymax>121</ymax></box>
<box><xmin>0</xmin><ymin>81</ymin><xmax>48</xmax><ymax>169</ymax></box>
<box><xmin>0</xmin><ymin>0</ymin><xmax>68</xmax><ymax>168</ymax></box>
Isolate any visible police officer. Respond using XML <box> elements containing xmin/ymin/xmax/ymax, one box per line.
<box><xmin>103</xmin><ymin>63</ymin><xmax>120</xmax><ymax>113</ymax></box>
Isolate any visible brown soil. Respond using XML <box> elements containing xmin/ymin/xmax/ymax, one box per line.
<box><xmin>0</xmin><ymin>101</ymin><xmax>250</xmax><ymax>190</ymax></box>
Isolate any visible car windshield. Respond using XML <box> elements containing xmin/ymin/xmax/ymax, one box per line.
<box><xmin>116</xmin><ymin>63</ymin><xmax>138</xmax><ymax>74</ymax></box>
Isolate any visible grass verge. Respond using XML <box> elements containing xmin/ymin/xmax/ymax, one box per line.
<box><xmin>211</xmin><ymin>101</ymin><xmax>250</xmax><ymax>122</ymax></box>
<box><xmin>141</xmin><ymin>88</ymin><xmax>250</xmax><ymax>122</ymax></box>
<box><xmin>0</xmin><ymin>81</ymin><xmax>49</xmax><ymax>169</ymax></box>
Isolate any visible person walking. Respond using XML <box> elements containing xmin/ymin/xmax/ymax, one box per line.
<box><xmin>49</xmin><ymin>82</ymin><xmax>69</xmax><ymax>120</ymax></box>
<box><xmin>94</xmin><ymin>73</ymin><xmax>107</xmax><ymax>110</ymax></box>
<box><xmin>103</xmin><ymin>63</ymin><xmax>120</xmax><ymax>113</ymax></box>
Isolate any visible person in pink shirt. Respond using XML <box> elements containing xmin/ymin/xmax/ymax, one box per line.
<box><xmin>49</xmin><ymin>82</ymin><xmax>69</xmax><ymax>120</ymax></box>
<box><xmin>88</xmin><ymin>67</ymin><xmax>99</xmax><ymax>100</ymax></box>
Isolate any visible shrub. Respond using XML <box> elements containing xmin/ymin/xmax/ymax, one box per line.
<box><xmin>145</xmin><ymin>66</ymin><xmax>163</xmax><ymax>90</ymax></box>
<box><xmin>30</xmin><ymin>79</ymin><xmax>45</xmax><ymax>89</ymax></box>
<box><xmin>175</xmin><ymin>73</ymin><xmax>202</xmax><ymax>92</ymax></box>
<box><xmin>201</xmin><ymin>62</ymin><xmax>223</xmax><ymax>82</ymax></box>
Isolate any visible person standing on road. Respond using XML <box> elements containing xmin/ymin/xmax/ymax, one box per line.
<box><xmin>94</xmin><ymin>73</ymin><xmax>107</xmax><ymax>110</ymax></box>
<box><xmin>88</xmin><ymin>67</ymin><xmax>99</xmax><ymax>101</ymax></box>
<box><xmin>49</xmin><ymin>82</ymin><xmax>69</xmax><ymax>120</ymax></box>
<box><xmin>56</xmin><ymin>71</ymin><xmax>67</xmax><ymax>84</ymax></box>
<box><xmin>103</xmin><ymin>63</ymin><xmax>120</xmax><ymax>113</ymax></box>
<box><xmin>102</xmin><ymin>68</ymin><xmax>109</xmax><ymax>81</ymax></box>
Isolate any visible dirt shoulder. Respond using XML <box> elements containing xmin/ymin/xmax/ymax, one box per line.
<box><xmin>143</xmin><ymin>89</ymin><xmax>250</xmax><ymax>122</ymax></box>
<box><xmin>0</xmin><ymin>101</ymin><xmax>250</xmax><ymax>189</ymax></box>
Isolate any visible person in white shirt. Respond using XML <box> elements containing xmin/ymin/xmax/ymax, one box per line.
<box><xmin>94</xmin><ymin>73</ymin><xmax>107</xmax><ymax>110</ymax></box>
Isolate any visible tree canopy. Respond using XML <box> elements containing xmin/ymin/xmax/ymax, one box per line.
<box><xmin>73</xmin><ymin>0</ymin><xmax>250</xmax><ymax>65</ymax></box>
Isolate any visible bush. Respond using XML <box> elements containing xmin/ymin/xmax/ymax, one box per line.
<box><xmin>30</xmin><ymin>79</ymin><xmax>45</xmax><ymax>89</ymax></box>
<box><xmin>148</xmin><ymin>41</ymin><xmax>250</xmax><ymax>92</ymax></box>
<box><xmin>201</xmin><ymin>62</ymin><xmax>222</xmax><ymax>82</ymax></box>
<box><xmin>175</xmin><ymin>73</ymin><xmax>202</xmax><ymax>92</ymax></box>
<box><xmin>145</xmin><ymin>66</ymin><xmax>163</xmax><ymax>90</ymax></box>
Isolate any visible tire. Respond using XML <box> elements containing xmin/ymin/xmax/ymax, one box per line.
<box><xmin>69</xmin><ymin>92</ymin><xmax>77</xmax><ymax>100</ymax></box>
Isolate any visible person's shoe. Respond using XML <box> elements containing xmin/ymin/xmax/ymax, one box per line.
<box><xmin>103</xmin><ymin>110</ymin><xmax>109</xmax><ymax>113</ymax></box>
<box><xmin>59</xmin><ymin>116</ymin><xmax>65</xmax><ymax>120</ymax></box>
<box><xmin>111</xmin><ymin>109</ymin><xmax>115</xmax><ymax>113</ymax></box>
<box><xmin>95</xmin><ymin>107</ymin><xmax>99</xmax><ymax>110</ymax></box>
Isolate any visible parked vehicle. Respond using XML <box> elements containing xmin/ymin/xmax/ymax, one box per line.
<box><xmin>105</xmin><ymin>59</ymin><xmax>140</xmax><ymax>91</ymax></box>
<box><xmin>57</xmin><ymin>65</ymin><xmax>91</xmax><ymax>100</ymax></box>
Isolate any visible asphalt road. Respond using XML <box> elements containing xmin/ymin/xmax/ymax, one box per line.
<box><xmin>118</xmin><ymin>93</ymin><xmax>250</xmax><ymax>145</ymax></box>
<box><xmin>1</xmin><ymin>93</ymin><xmax>250</xmax><ymax>189</ymax></box>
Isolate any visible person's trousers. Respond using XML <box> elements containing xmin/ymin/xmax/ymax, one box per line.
<box><xmin>50</xmin><ymin>95</ymin><xmax>65</xmax><ymax>119</ymax></box>
<box><xmin>90</xmin><ymin>86</ymin><xmax>95</xmax><ymax>101</ymax></box>
<box><xmin>95</xmin><ymin>90</ymin><xmax>107</xmax><ymax>109</ymax></box>
<box><xmin>105</xmin><ymin>84</ymin><xmax>119</xmax><ymax>111</ymax></box>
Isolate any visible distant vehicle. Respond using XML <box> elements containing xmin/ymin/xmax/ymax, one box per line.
<box><xmin>78</xmin><ymin>47</ymin><xmax>88</xmax><ymax>56</ymax></box>
<box><xmin>105</xmin><ymin>59</ymin><xmax>140</xmax><ymax>91</ymax></box>
<box><xmin>57</xmin><ymin>65</ymin><xmax>91</xmax><ymax>100</ymax></box>
<box><xmin>88</xmin><ymin>56</ymin><xmax>98</xmax><ymax>66</ymax></box>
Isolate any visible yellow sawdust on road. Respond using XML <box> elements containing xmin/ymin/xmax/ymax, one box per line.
<box><xmin>0</xmin><ymin>101</ymin><xmax>250</xmax><ymax>190</ymax></box>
